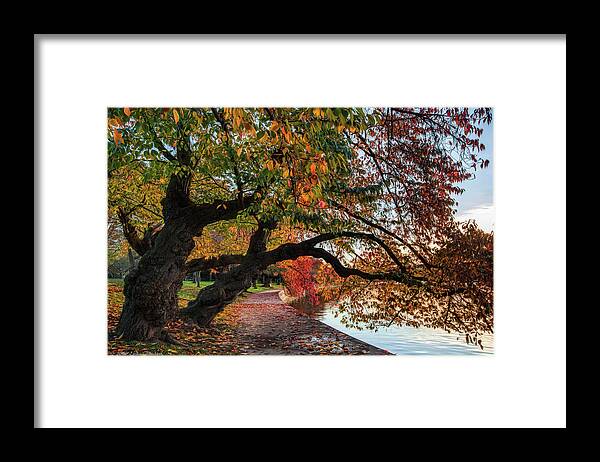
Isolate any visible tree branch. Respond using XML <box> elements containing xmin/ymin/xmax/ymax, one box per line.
<box><xmin>245</xmin><ymin>232</ymin><xmax>426</xmax><ymax>287</ymax></box>
<box><xmin>187</xmin><ymin>192</ymin><xmax>258</xmax><ymax>225</ymax></box>
<box><xmin>185</xmin><ymin>254</ymin><xmax>245</xmax><ymax>274</ymax></box>
<box><xmin>305</xmin><ymin>247</ymin><xmax>424</xmax><ymax>286</ymax></box>
<box><xmin>151</xmin><ymin>126</ymin><xmax>177</xmax><ymax>162</ymax></box>
<box><xmin>116</xmin><ymin>207</ymin><xmax>162</xmax><ymax>256</ymax></box>
<box><xmin>329</xmin><ymin>199</ymin><xmax>436</xmax><ymax>269</ymax></box>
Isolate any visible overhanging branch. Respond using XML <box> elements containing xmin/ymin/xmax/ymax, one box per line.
<box><xmin>185</xmin><ymin>254</ymin><xmax>245</xmax><ymax>274</ymax></box>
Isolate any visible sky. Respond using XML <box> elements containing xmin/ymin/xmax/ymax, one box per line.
<box><xmin>453</xmin><ymin>119</ymin><xmax>494</xmax><ymax>232</ymax></box>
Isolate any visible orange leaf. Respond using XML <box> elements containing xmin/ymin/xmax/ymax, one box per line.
<box><xmin>124</xmin><ymin>107</ymin><xmax>131</xmax><ymax>116</ymax></box>
<box><xmin>113</xmin><ymin>129</ymin><xmax>123</xmax><ymax>145</ymax></box>
<box><xmin>173</xmin><ymin>109</ymin><xmax>180</xmax><ymax>124</ymax></box>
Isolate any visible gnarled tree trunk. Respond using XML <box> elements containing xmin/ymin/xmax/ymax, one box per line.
<box><xmin>114</xmin><ymin>170</ymin><xmax>255</xmax><ymax>341</ymax></box>
<box><xmin>115</xmin><ymin>215</ymin><xmax>201</xmax><ymax>341</ymax></box>
<box><xmin>182</xmin><ymin>219</ymin><xmax>276</xmax><ymax>326</ymax></box>
<box><xmin>182</xmin><ymin>260</ymin><xmax>264</xmax><ymax>326</ymax></box>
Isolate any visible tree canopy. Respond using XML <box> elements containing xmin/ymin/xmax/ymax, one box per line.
<box><xmin>108</xmin><ymin>107</ymin><xmax>493</xmax><ymax>342</ymax></box>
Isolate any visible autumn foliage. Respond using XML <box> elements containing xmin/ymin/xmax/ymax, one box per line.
<box><xmin>108</xmin><ymin>107</ymin><xmax>494</xmax><ymax>343</ymax></box>
<box><xmin>278</xmin><ymin>257</ymin><xmax>322</xmax><ymax>308</ymax></box>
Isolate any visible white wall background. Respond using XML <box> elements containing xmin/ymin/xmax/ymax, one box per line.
<box><xmin>35</xmin><ymin>36</ymin><xmax>566</xmax><ymax>428</ymax></box>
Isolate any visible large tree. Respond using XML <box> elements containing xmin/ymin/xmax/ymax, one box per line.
<box><xmin>108</xmin><ymin>107</ymin><xmax>372</xmax><ymax>340</ymax></box>
<box><xmin>108</xmin><ymin>107</ymin><xmax>493</xmax><ymax>342</ymax></box>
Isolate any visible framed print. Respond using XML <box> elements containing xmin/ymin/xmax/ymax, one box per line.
<box><xmin>35</xmin><ymin>34</ymin><xmax>566</xmax><ymax>428</ymax></box>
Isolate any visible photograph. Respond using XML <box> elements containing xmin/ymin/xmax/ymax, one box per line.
<box><xmin>107</xmin><ymin>107</ymin><xmax>494</xmax><ymax>356</ymax></box>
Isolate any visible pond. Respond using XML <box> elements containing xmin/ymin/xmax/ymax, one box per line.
<box><xmin>299</xmin><ymin>303</ymin><xmax>494</xmax><ymax>356</ymax></box>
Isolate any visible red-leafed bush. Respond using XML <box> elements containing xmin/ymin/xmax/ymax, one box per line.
<box><xmin>278</xmin><ymin>257</ymin><xmax>322</xmax><ymax>308</ymax></box>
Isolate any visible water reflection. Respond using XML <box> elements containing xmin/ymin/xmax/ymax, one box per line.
<box><xmin>295</xmin><ymin>303</ymin><xmax>494</xmax><ymax>356</ymax></box>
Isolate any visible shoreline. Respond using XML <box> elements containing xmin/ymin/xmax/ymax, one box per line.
<box><xmin>276</xmin><ymin>289</ymin><xmax>391</xmax><ymax>355</ymax></box>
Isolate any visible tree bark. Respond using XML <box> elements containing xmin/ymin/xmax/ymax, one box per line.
<box><xmin>182</xmin><ymin>219</ymin><xmax>276</xmax><ymax>326</ymax></box>
<box><xmin>182</xmin><ymin>258</ymin><xmax>266</xmax><ymax>326</ymax></box>
<box><xmin>115</xmin><ymin>215</ymin><xmax>200</xmax><ymax>340</ymax></box>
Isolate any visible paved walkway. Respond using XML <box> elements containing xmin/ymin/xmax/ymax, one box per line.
<box><xmin>224</xmin><ymin>290</ymin><xmax>390</xmax><ymax>355</ymax></box>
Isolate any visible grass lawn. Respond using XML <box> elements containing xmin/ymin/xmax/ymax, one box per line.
<box><xmin>107</xmin><ymin>278</ymin><xmax>281</xmax><ymax>301</ymax></box>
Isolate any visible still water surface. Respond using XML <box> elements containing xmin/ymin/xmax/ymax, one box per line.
<box><xmin>301</xmin><ymin>303</ymin><xmax>494</xmax><ymax>356</ymax></box>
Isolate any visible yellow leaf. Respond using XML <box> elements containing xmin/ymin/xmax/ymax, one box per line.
<box><xmin>124</xmin><ymin>107</ymin><xmax>131</xmax><ymax>116</ymax></box>
<box><xmin>173</xmin><ymin>109</ymin><xmax>180</xmax><ymax>124</ymax></box>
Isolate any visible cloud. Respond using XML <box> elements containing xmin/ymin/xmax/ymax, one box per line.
<box><xmin>456</xmin><ymin>204</ymin><xmax>495</xmax><ymax>232</ymax></box>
